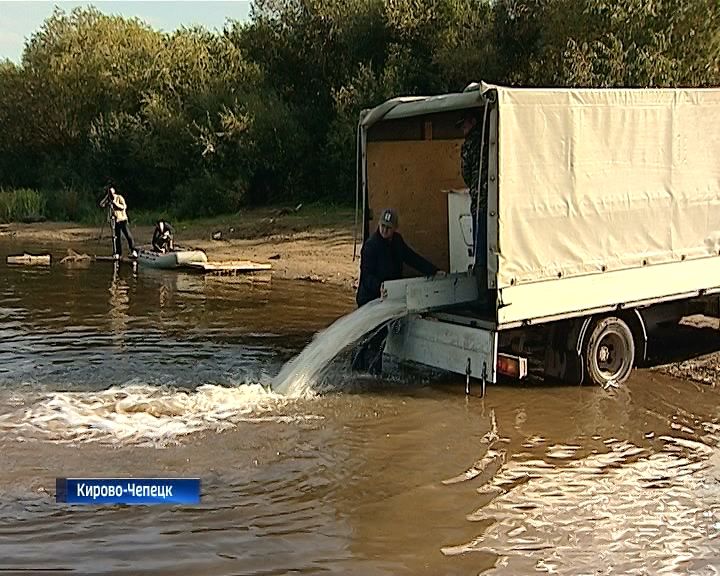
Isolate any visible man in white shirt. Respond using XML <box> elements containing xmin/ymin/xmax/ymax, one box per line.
<box><xmin>100</xmin><ymin>186</ymin><xmax>137</xmax><ymax>259</ymax></box>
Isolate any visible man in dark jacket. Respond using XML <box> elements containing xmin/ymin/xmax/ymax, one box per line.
<box><xmin>152</xmin><ymin>220</ymin><xmax>174</xmax><ymax>253</ymax></box>
<box><xmin>356</xmin><ymin>208</ymin><xmax>439</xmax><ymax>306</ymax></box>
<box><xmin>353</xmin><ymin>208</ymin><xmax>441</xmax><ymax>373</ymax></box>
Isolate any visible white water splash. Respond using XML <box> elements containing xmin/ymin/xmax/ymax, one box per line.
<box><xmin>0</xmin><ymin>300</ymin><xmax>408</xmax><ymax>445</ymax></box>
<box><xmin>273</xmin><ymin>299</ymin><xmax>408</xmax><ymax>397</ymax></box>
<box><xmin>0</xmin><ymin>383</ymin><xmax>318</xmax><ymax>447</ymax></box>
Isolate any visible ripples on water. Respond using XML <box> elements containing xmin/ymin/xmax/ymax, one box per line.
<box><xmin>0</xmin><ymin>243</ymin><xmax>362</xmax><ymax>446</ymax></box>
<box><xmin>442</xmin><ymin>431</ymin><xmax>720</xmax><ymax>574</ymax></box>
<box><xmin>0</xmin><ymin>240</ymin><xmax>719</xmax><ymax>575</ymax></box>
<box><xmin>0</xmin><ymin>246</ymin><xmax>406</xmax><ymax>445</ymax></box>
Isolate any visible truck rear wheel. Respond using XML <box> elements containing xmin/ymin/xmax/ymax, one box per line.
<box><xmin>584</xmin><ymin>317</ymin><xmax>635</xmax><ymax>387</ymax></box>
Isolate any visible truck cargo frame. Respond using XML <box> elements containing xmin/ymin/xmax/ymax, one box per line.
<box><xmin>356</xmin><ymin>83</ymin><xmax>720</xmax><ymax>387</ymax></box>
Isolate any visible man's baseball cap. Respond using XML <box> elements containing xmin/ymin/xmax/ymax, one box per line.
<box><xmin>379</xmin><ymin>208</ymin><xmax>398</xmax><ymax>229</ymax></box>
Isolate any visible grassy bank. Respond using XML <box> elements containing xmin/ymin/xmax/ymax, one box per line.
<box><xmin>1</xmin><ymin>198</ymin><xmax>356</xmax><ymax>243</ymax></box>
<box><xmin>0</xmin><ymin>186</ymin><xmax>355</xmax><ymax>238</ymax></box>
<box><xmin>0</xmin><ymin>186</ymin><xmax>100</xmax><ymax>224</ymax></box>
<box><xmin>0</xmin><ymin>188</ymin><xmax>46</xmax><ymax>223</ymax></box>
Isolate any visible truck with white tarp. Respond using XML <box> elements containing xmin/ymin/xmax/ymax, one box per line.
<box><xmin>356</xmin><ymin>82</ymin><xmax>720</xmax><ymax>389</ymax></box>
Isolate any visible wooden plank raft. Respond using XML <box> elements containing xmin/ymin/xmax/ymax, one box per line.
<box><xmin>184</xmin><ymin>260</ymin><xmax>272</xmax><ymax>275</ymax></box>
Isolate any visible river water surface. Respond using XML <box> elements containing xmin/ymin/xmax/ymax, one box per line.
<box><xmin>0</xmin><ymin>239</ymin><xmax>718</xmax><ymax>575</ymax></box>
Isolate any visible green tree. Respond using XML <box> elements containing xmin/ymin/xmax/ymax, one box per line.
<box><xmin>0</xmin><ymin>61</ymin><xmax>32</xmax><ymax>187</ymax></box>
<box><xmin>492</xmin><ymin>0</ymin><xmax>720</xmax><ymax>87</ymax></box>
<box><xmin>2</xmin><ymin>0</ymin><xmax>720</xmax><ymax>220</ymax></box>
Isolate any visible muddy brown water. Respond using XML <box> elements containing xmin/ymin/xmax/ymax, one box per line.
<box><xmin>0</xmin><ymin>240</ymin><xmax>718</xmax><ymax>575</ymax></box>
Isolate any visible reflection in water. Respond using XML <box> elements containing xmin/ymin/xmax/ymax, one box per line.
<box><xmin>159</xmin><ymin>274</ymin><xmax>171</xmax><ymax>309</ymax></box>
<box><xmin>107</xmin><ymin>261</ymin><xmax>133</xmax><ymax>342</ymax></box>
<box><xmin>0</xmin><ymin>249</ymin><xmax>352</xmax><ymax>445</ymax></box>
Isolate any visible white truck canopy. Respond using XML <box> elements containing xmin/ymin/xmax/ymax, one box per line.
<box><xmin>490</xmin><ymin>85</ymin><xmax>720</xmax><ymax>290</ymax></box>
<box><xmin>362</xmin><ymin>83</ymin><xmax>720</xmax><ymax>286</ymax></box>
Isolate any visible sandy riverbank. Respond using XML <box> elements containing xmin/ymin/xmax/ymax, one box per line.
<box><xmin>1</xmin><ymin>209</ymin><xmax>361</xmax><ymax>290</ymax></box>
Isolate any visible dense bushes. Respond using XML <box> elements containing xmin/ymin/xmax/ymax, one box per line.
<box><xmin>0</xmin><ymin>0</ymin><xmax>718</xmax><ymax>221</ymax></box>
<box><xmin>0</xmin><ymin>189</ymin><xmax>46</xmax><ymax>223</ymax></box>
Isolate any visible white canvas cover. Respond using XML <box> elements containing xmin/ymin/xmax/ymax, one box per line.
<box><xmin>492</xmin><ymin>85</ymin><xmax>720</xmax><ymax>289</ymax></box>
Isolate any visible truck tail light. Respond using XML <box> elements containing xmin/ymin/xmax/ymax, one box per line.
<box><xmin>497</xmin><ymin>353</ymin><xmax>528</xmax><ymax>379</ymax></box>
